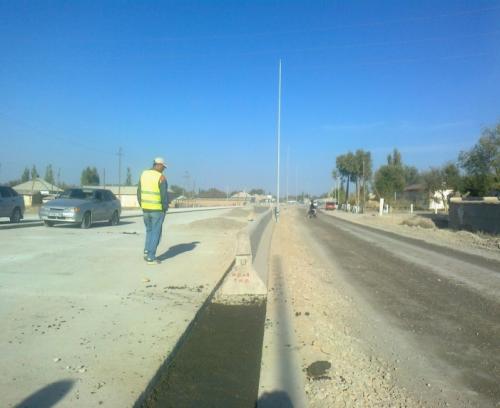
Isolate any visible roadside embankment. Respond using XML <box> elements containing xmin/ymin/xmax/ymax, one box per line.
<box><xmin>321</xmin><ymin>208</ymin><xmax>500</xmax><ymax>261</ymax></box>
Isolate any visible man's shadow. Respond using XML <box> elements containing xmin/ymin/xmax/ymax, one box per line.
<box><xmin>157</xmin><ymin>241</ymin><xmax>200</xmax><ymax>261</ymax></box>
<box><xmin>15</xmin><ymin>380</ymin><xmax>74</xmax><ymax>408</ymax></box>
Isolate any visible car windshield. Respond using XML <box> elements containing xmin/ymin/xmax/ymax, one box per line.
<box><xmin>58</xmin><ymin>189</ymin><xmax>94</xmax><ymax>200</ymax></box>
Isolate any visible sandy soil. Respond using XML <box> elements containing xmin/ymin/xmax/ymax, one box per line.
<box><xmin>323</xmin><ymin>210</ymin><xmax>500</xmax><ymax>261</ymax></box>
<box><xmin>186</xmin><ymin>217</ymin><xmax>247</xmax><ymax>230</ymax></box>
<box><xmin>271</xmin><ymin>210</ymin><xmax>424</xmax><ymax>407</ymax></box>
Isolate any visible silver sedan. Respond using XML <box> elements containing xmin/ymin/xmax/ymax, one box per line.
<box><xmin>39</xmin><ymin>188</ymin><xmax>121</xmax><ymax>228</ymax></box>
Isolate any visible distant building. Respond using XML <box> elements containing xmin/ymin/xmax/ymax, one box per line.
<box><xmin>402</xmin><ymin>183</ymin><xmax>427</xmax><ymax>209</ymax></box>
<box><xmin>12</xmin><ymin>178</ymin><xmax>63</xmax><ymax>206</ymax></box>
<box><xmin>229</xmin><ymin>191</ymin><xmax>273</xmax><ymax>205</ymax></box>
<box><xmin>402</xmin><ymin>183</ymin><xmax>453</xmax><ymax>210</ymax></box>
<box><xmin>430</xmin><ymin>189</ymin><xmax>454</xmax><ymax>211</ymax></box>
<box><xmin>231</xmin><ymin>191</ymin><xmax>252</xmax><ymax>200</ymax></box>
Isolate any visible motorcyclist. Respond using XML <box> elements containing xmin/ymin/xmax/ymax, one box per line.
<box><xmin>308</xmin><ymin>199</ymin><xmax>317</xmax><ymax>217</ymax></box>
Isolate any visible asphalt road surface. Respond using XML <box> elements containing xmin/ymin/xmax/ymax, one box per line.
<box><xmin>299</xmin><ymin>211</ymin><xmax>500</xmax><ymax>407</ymax></box>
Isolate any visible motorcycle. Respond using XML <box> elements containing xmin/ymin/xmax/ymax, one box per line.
<box><xmin>307</xmin><ymin>207</ymin><xmax>317</xmax><ymax>218</ymax></box>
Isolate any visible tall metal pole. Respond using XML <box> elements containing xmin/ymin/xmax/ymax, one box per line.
<box><xmin>275</xmin><ymin>59</ymin><xmax>282</xmax><ymax>221</ymax></box>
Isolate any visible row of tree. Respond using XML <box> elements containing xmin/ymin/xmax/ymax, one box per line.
<box><xmin>17</xmin><ymin>165</ymin><xmax>56</xmax><ymax>184</ymax></box>
<box><xmin>80</xmin><ymin>167</ymin><xmax>134</xmax><ymax>186</ymax></box>
<box><xmin>169</xmin><ymin>186</ymin><xmax>268</xmax><ymax>199</ymax></box>
<box><xmin>8</xmin><ymin>165</ymin><xmax>136</xmax><ymax>187</ymax></box>
<box><xmin>333</xmin><ymin>122</ymin><xmax>500</xmax><ymax>205</ymax></box>
<box><xmin>333</xmin><ymin>149</ymin><xmax>372</xmax><ymax>205</ymax></box>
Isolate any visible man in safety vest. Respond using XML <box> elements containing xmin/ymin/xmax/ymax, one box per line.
<box><xmin>137</xmin><ymin>157</ymin><xmax>169</xmax><ymax>264</ymax></box>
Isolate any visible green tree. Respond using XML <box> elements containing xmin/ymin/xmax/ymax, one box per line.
<box><xmin>44</xmin><ymin>164</ymin><xmax>55</xmax><ymax>184</ymax></box>
<box><xmin>331</xmin><ymin>169</ymin><xmax>340</xmax><ymax>200</ymax></box>
<box><xmin>374</xmin><ymin>166</ymin><xmax>405</xmax><ymax>201</ymax></box>
<box><xmin>81</xmin><ymin>166</ymin><xmax>100</xmax><ymax>186</ymax></box>
<box><xmin>125</xmin><ymin>167</ymin><xmax>132</xmax><ymax>186</ymax></box>
<box><xmin>21</xmin><ymin>167</ymin><xmax>30</xmax><ymax>183</ymax></box>
<box><xmin>336</xmin><ymin>152</ymin><xmax>357</xmax><ymax>204</ymax></box>
<box><xmin>374</xmin><ymin>149</ymin><xmax>405</xmax><ymax>201</ymax></box>
<box><xmin>421</xmin><ymin>163</ymin><xmax>461</xmax><ymax>211</ymax></box>
<box><xmin>403</xmin><ymin>165</ymin><xmax>420</xmax><ymax>185</ymax></box>
<box><xmin>30</xmin><ymin>165</ymin><xmax>39</xmax><ymax>180</ymax></box>
<box><xmin>421</xmin><ymin>167</ymin><xmax>443</xmax><ymax>204</ymax></box>
<box><xmin>387</xmin><ymin>148</ymin><xmax>402</xmax><ymax>166</ymax></box>
<box><xmin>458</xmin><ymin>123</ymin><xmax>500</xmax><ymax>196</ymax></box>
<box><xmin>170</xmin><ymin>184</ymin><xmax>184</xmax><ymax>197</ymax></box>
<box><xmin>249</xmin><ymin>188</ymin><xmax>265</xmax><ymax>195</ymax></box>
<box><xmin>198</xmin><ymin>188</ymin><xmax>226</xmax><ymax>199</ymax></box>
<box><xmin>442</xmin><ymin>162</ymin><xmax>462</xmax><ymax>192</ymax></box>
<box><xmin>354</xmin><ymin>149</ymin><xmax>372</xmax><ymax>206</ymax></box>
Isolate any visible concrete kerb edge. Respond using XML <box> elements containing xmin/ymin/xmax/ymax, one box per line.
<box><xmin>213</xmin><ymin>209</ymin><xmax>273</xmax><ymax>305</ymax></box>
<box><xmin>133</xmin><ymin>207</ymin><xmax>272</xmax><ymax>406</ymax></box>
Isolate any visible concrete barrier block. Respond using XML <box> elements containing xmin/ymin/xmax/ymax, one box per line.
<box><xmin>213</xmin><ymin>209</ymin><xmax>272</xmax><ymax>304</ymax></box>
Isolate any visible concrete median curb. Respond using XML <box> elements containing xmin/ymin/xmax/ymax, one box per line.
<box><xmin>213</xmin><ymin>208</ymin><xmax>273</xmax><ymax>305</ymax></box>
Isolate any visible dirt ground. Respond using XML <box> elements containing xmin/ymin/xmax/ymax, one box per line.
<box><xmin>270</xmin><ymin>207</ymin><xmax>500</xmax><ymax>407</ymax></box>
<box><xmin>325</xmin><ymin>210</ymin><xmax>500</xmax><ymax>261</ymax></box>
<box><xmin>271</xmin><ymin>209</ymin><xmax>424</xmax><ymax>407</ymax></box>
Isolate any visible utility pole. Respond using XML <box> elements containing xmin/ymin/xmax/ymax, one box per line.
<box><xmin>118</xmin><ymin>147</ymin><xmax>123</xmax><ymax>197</ymax></box>
<box><xmin>183</xmin><ymin>171</ymin><xmax>190</xmax><ymax>198</ymax></box>
<box><xmin>103</xmin><ymin>168</ymin><xmax>106</xmax><ymax>188</ymax></box>
<box><xmin>275</xmin><ymin>59</ymin><xmax>282</xmax><ymax>222</ymax></box>
<box><xmin>362</xmin><ymin>159</ymin><xmax>365</xmax><ymax>212</ymax></box>
<box><xmin>57</xmin><ymin>168</ymin><xmax>61</xmax><ymax>187</ymax></box>
<box><xmin>336</xmin><ymin>176</ymin><xmax>339</xmax><ymax>203</ymax></box>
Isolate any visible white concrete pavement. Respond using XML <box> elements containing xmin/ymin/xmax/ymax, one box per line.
<box><xmin>0</xmin><ymin>208</ymin><xmax>248</xmax><ymax>407</ymax></box>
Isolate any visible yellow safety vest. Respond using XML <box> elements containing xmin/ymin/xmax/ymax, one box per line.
<box><xmin>140</xmin><ymin>169</ymin><xmax>162</xmax><ymax>210</ymax></box>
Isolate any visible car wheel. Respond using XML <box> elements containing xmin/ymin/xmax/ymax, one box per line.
<box><xmin>81</xmin><ymin>212</ymin><xmax>92</xmax><ymax>229</ymax></box>
<box><xmin>109</xmin><ymin>211</ymin><xmax>119</xmax><ymax>226</ymax></box>
<box><xmin>10</xmin><ymin>207</ymin><xmax>22</xmax><ymax>223</ymax></box>
<box><xmin>43</xmin><ymin>220</ymin><xmax>54</xmax><ymax>227</ymax></box>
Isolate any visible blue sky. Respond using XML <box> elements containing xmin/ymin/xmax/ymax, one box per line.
<box><xmin>1</xmin><ymin>1</ymin><xmax>499</xmax><ymax>195</ymax></box>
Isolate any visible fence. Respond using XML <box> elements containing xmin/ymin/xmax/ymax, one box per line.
<box><xmin>449</xmin><ymin>197</ymin><xmax>500</xmax><ymax>234</ymax></box>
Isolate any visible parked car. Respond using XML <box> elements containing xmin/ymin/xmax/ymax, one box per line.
<box><xmin>39</xmin><ymin>188</ymin><xmax>121</xmax><ymax>228</ymax></box>
<box><xmin>0</xmin><ymin>186</ymin><xmax>25</xmax><ymax>223</ymax></box>
<box><xmin>325</xmin><ymin>201</ymin><xmax>337</xmax><ymax>210</ymax></box>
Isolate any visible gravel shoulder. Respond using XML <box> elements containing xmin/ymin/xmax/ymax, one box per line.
<box><xmin>271</xmin><ymin>207</ymin><xmax>500</xmax><ymax>407</ymax></box>
<box><xmin>322</xmin><ymin>209</ymin><xmax>500</xmax><ymax>262</ymax></box>
<box><xmin>270</xmin><ymin>208</ymin><xmax>422</xmax><ymax>407</ymax></box>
